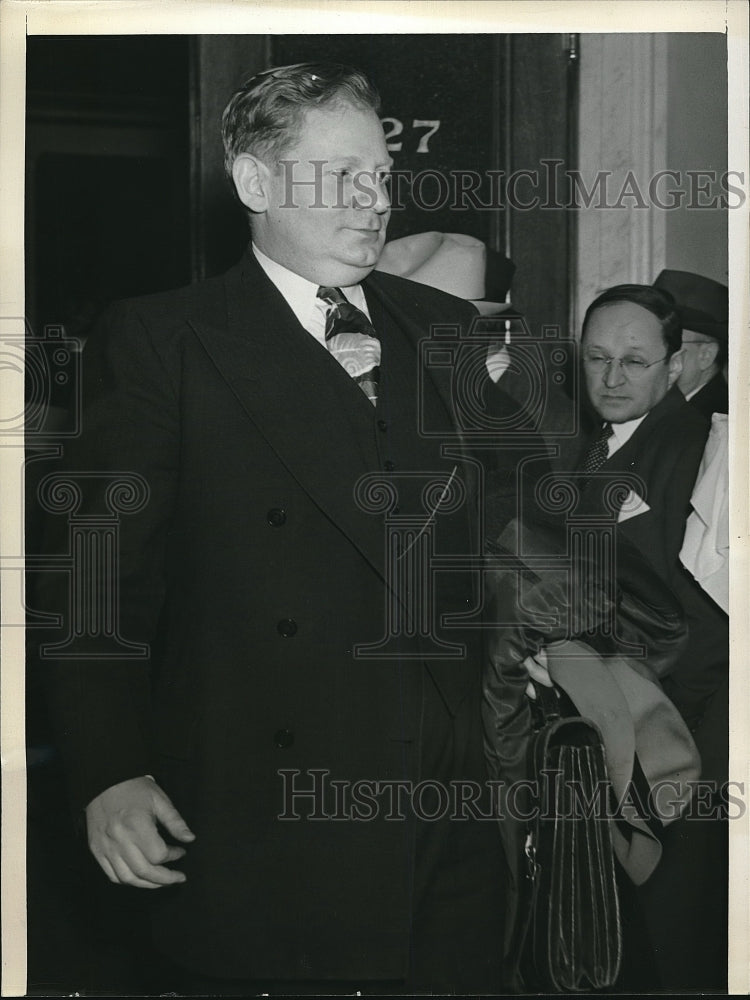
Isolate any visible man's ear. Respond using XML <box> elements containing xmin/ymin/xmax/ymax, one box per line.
<box><xmin>232</xmin><ymin>153</ymin><xmax>271</xmax><ymax>213</ymax></box>
<box><xmin>698</xmin><ymin>339</ymin><xmax>720</xmax><ymax>372</ymax></box>
<box><xmin>666</xmin><ymin>348</ymin><xmax>684</xmax><ymax>387</ymax></box>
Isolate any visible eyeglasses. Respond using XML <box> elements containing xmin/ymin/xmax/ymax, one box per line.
<box><xmin>582</xmin><ymin>354</ymin><xmax>669</xmax><ymax>379</ymax></box>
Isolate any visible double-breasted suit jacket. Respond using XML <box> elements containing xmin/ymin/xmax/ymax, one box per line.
<box><xmin>39</xmin><ymin>249</ymin><xmax>513</xmax><ymax>980</ymax></box>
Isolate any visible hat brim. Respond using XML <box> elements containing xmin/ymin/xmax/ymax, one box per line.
<box><xmin>470</xmin><ymin>300</ymin><xmax>523</xmax><ymax>318</ymax></box>
<box><xmin>679</xmin><ymin>307</ymin><xmax>728</xmax><ymax>342</ymax></box>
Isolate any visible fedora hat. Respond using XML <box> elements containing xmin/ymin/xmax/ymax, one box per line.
<box><xmin>547</xmin><ymin>639</ymin><xmax>701</xmax><ymax>885</ymax></box>
<box><xmin>375</xmin><ymin>231</ymin><xmax>516</xmax><ymax>315</ymax></box>
<box><xmin>652</xmin><ymin>269</ymin><xmax>728</xmax><ymax>343</ymax></box>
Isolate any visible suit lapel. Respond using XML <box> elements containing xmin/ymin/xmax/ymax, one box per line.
<box><xmin>363</xmin><ymin>271</ymin><xmax>474</xmax><ymax>478</ymax></box>
<box><xmin>578</xmin><ymin>387</ymin><xmax>687</xmax><ymax>524</ymax></box>
<box><xmin>363</xmin><ymin>271</ymin><xmax>458</xmax><ymax>423</ymax></box>
<box><xmin>188</xmin><ymin>252</ymin><xmax>385</xmax><ymax>577</ymax></box>
<box><xmin>363</xmin><ymin>274</ymin><xmax>483</xmax><ymax>713</ymax></box>
<box><xmin>600</xmin><ymin>386</ymin><xmax>686</xmax><ymax>475</ymax></box>
<box><xmin>363</xmin><ymin>271</ymin><xmax>480</xmax><ymax>521</ymax></box>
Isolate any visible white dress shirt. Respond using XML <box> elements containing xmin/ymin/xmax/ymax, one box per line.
<box><xmin>252</xmin><ymin>243</ymin><xmax>371</xmax><ymax>345</ymax></box>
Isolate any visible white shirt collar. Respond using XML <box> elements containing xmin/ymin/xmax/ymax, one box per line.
<box><xmin>684</xmin><ymin>376</ymin><xmax>715</xmax><ymax>401</ymax></box>
<box><xmin>251</xmin><ymin>243</ymin><xmax>370</xmax><ymax>345</ymax></box>
<box><xmin>608</xmin><ymin>413</ymin><xmax>649</xmax><ymax>457</ymax></box>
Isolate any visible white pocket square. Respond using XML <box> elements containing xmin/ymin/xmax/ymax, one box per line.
<box><xmin>617</xmin><ymin>489</ymin><xmax>650</xmax><ymax>522</ymax></box>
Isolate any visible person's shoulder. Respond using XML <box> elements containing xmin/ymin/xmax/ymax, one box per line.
<box><xmin>108</xmin><ymin>270</ymin><xmax>229</xmax><ymax>328</ymax></box>
<box><xmin>366</xmin><ymin>269</ymin><xmax>478</xmax><ymax>323</ymax></box>
<box><xmin>690</xmin><ymin>371</ymin><xmax>728</xmax><ymax>417</ymax></box>
<box><xmin>647</xmin><ymin>385</ymin><xmax>709</xmax><ymax>437</ymax></box>
<box><xmin>639</xmin><ymin>388</ymin><xmax>710</xmax><ymax>468</ymax></box>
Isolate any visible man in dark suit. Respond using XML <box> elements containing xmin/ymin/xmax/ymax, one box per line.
<box><xmin>574</xmin><ymin>284</ymin><xmax>707</xmax><ymax>580</ymax></box>
<box><xmin>37</xmin><ymin>63</ymin><xmax>512</xmax><ymax>994</ymax></box>
<box><xmin>572</xmin><ymin>284</ymin><xmax>728</xmax><ymax>990</ymax></box>
<box><xmin>653</xmin><ymin>269</ymin><xmax>728</xmax><ymax>419</ymax></box>
<box><xmin>574</xmin><ymin>284</ymin><xmax>728</xmax><ymax>727</ymax></box>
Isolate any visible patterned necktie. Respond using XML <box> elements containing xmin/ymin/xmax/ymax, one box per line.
<box><xmin>317</xmin><ymin>286</ymin><xmax>380</xmax><ymax>406</ymax></box>
<box><xmin>580</xmin><ymin>422</ymin><xmax>614</xmax><ymax>476</ymax></box>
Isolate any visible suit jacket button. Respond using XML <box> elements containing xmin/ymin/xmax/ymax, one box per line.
<box><xmin>384</xmin><ymin>460</ymin><xmax>395</xmax><ymax>471</ymax></box>
<box><xmin>274</xmin><ymin>728</ymin><xmax>295</xmax><ymax>748</ymax></box>
<box><xmin>267</xmin><ymin>507</ymin><xmax>286</xmax><ymax>526</ymax></box>
<box><xmin>277</xmin><ymin>618</ymin><xmax>297</xmax><ymax>637</ymax></box>
<box><xmin>377</xmin><ymin>419</ymin><xmax>388</xmax><ymax>432</ymax></box>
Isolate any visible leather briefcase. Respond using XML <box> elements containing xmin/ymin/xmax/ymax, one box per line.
<box><xmin>514</xmin><ymin>682</ymin><xmax>623</xmax><ymax>993</ymax></box>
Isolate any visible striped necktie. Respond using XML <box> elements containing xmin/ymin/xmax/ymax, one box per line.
<box><xmin>317</xmin><ymin>286</ymin><xmax>380</xmax><ymax>406</ymax></box>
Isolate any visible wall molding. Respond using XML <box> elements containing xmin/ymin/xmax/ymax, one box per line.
<box><xmin>574</xmin><ymin>33</ymin><xmax>667</xmax><ymax>332</ymax></box>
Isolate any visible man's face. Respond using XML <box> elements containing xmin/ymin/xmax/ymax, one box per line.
<box><xmin>582</xmin><ymin>301</ymin><xmax>682</xmax><ymax>423</ymax></box>
<box><xmin>676</xmin><ymin>328</ymin><xmax>720</xmax><ymax>395</ymax></box>
<box><xmin>243</xmin><ymin>101</ymin><xmax>392</xmax><ymax>287</ymax></box>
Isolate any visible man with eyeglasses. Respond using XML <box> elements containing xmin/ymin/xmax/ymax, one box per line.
<box><xmin>576</xmin><ymin>283</ymin><xmax>708</xmax><ymax>581</ymax></box>
<box><xmin>574</xmin><ymin>283</ymin><xmax>728</xmax><ymax>991</ymax></box>
<box><xmin>653</xmin><ymin>269</ymin><xmax>728</xmax><ymax>419</ymax></box>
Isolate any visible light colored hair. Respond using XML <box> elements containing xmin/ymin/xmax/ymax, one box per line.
<box><xmin>221</xmin><ymin>61</ymin><xmax>381</xmax><ymax>177</ymax></box>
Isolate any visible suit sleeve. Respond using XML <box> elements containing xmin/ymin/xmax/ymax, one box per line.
<box><xmin>35</xmin><ymin>301</ymin><xmax>180</xmax><ymax>812</ymax></box>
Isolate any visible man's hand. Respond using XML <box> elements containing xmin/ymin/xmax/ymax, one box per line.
<box><xmin>86</xmin><ymin>775</ymin><xmax>195</xmax><ymax>888</ymax></box>
<box><xmin>523</xmin><ymin>647</ymin><xmax>553</xmax><ymax>699</ymax></box>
